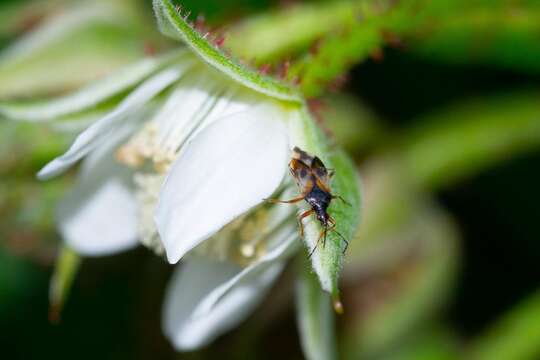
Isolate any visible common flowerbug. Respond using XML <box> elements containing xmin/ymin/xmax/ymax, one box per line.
<box><xmin>267</xmin><ymin>147</ymin><xmax>349</xmax><ymax>257</ymax></box>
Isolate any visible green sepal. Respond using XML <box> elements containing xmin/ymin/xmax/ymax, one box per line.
<box><xmin>296</xmin><ymin>255</ymin><xmax>337</xmax><ymax>360</ymax></box>
<box><xmin>49</xmin><ymin>245</ymin><xmax>81</xmax><ymax>323</ymax></box>
<box><xmin>152</xmin><ymin>0</ymin><xmax>301</xmax><ymax>103</ymax></box>
<box><xmin>291</xmin><ymin>108</ymin><xmax>362</xmax><ymax>304</ymax></box>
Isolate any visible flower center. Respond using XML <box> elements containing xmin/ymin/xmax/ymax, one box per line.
<box><xmin>113</xmin><ymin>68</ymin><xmax>296</xmax><ymax>262</ymax></box>
<box><xmin>116</xmin><ymin>119</ymin><xmax>183</xmax><ymax>174</ymax></box>
<box><xmin>115</xmin><ymin>70</ymin><xmax>254</xmax><ymax>174</ymax></box>
<box><xmin>195</xmin><ymin>202</ymin><xmax>295</xmax><ymax>267</ymax></box>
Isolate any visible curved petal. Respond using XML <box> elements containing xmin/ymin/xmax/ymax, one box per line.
<box><xmin>155</xmin><ymin>106</ymin><xmax>289</xmax><ymax>264</ymax></box>
<box><xmin>163</xmin><ymin>256</ymin><xmax>284</xmax><ymax>350</ymax></box>
<box><xmin>193</xmin><ymin>227</ymin><xmax>299</xmax><ymax>317</ymax></box>
<box><xmin>152</xmin><ymin>72</ymin><xmax>226</xmax><ymax>154</ymax></box>
<box><xmin>37</xmin><ymin>66</ymin><xmax>184</xmax><ymax>180</ymax></box>
<box><xmin>57</xmin><ymin>137</ymin><xmax>138</xmax><ymax>256</ymax></box>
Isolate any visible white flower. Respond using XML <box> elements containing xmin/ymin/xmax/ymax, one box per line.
<box><xmin>18</xmin><ymin>46</ymin><xmax>305</xmax><ymax>349</ymax></box>
<box><xmin>41</xmin><ymin>55</ymin><xmax>299</xmax><ymax>256</ymax></box>
<box><xmin>1</xmin><ymin>0</ymin><xmax>361</xmax><ymax>352</ymax></box>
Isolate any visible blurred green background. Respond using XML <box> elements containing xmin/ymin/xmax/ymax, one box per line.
<box><xmin>1</xmin><ymin>0</ymin><xmax>540</xmax><ymax>359</ymax></box>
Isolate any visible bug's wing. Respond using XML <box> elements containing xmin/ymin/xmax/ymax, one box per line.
<box><xmin>289</xmin><ymin>158</ymin><xmax>314</xmax><ymax>193</ymax></box>
<box><xmin>292</xmin><ymin>146</ymin><xmax>315</xmax><ymax>167</ymax></box>
<box><xmin>311</xmin><ymin>156</ymin><xmax>332</xmax><ymax>193</ymax></box>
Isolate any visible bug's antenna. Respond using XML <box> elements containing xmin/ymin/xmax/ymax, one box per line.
<box><xmin>333</xmin><ymin>195</ymin><xmax>351</xmax><ymax>206</ymax></box>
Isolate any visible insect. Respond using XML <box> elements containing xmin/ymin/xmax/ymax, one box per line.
<box><xmin>268</xmin><ymin>147</ymin><xmax>349</xmax><ymax>257</ymax></box>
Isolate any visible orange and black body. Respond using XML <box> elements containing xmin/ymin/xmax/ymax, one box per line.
<box><xmin>268</xmin><ymin>147</ymin><xmax>349</xmax><ymax>257</ymax></box>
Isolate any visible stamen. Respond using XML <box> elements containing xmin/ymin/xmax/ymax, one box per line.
<box><xmin>116</xmin><ymin>122</ymin><xmax>159</xmax><ymax>169</ymax></box>
<box><xmin>133</xmin><ymin>173</ymin><xmax>166</xmax><ymax>255</ymax></box>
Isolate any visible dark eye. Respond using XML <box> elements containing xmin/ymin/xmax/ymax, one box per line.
<box><xmin>300</xmin><ymin>169</ymin><xmax>308</xmax><ymax>178</ymax></box>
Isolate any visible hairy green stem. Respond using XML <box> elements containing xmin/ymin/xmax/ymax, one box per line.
<box><xmin>226</xmin><ymin>1</ymin><xmax>361</xmax><ymax>63</ymax></box>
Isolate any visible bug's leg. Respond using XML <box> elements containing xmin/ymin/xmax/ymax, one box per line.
<box><xmin>308</xmin><ymin>229</ymin><xmax>325</xmax><ymax>259</ymax></box>
<box><xmin>308</xmin><ymin>244</ymin><xmax>317</xmax><ymax>259</ymax></box>
<box><xmin>326</xmin><ymin>216</ymin><xmax>340</xmax><ymax>233</ymax></box>
<box><xmin>332</xmin><ymin>194</ymin><xmax>351</xmax><ymax>206</ymax></box>
<box><xmin>338</xmin><ymin>232</ymin><xmax>349</xmax><ymax>254</ymax></box>
<box><xmin>297</xmin><ymin>209</ymin><xmax>314</xmax><ymax>237</ymax></box>
<box><xmin>333</xmin><ymin>229</ymin><xmax>349</xmax><ymax>254</ymax></box>
<box><xmin>328</xmin><ymin>169</ymin><xmax>335</xmax><ymax>178</ymax></box>
<box><xmin>264</xmin><ymin>194</ymin><xmax>306</xmax><ymax>204</ymax></box>
<box><xmin>288</xmin><ymin>165</ymin><xmax>296</xmax><ymax>177</ymax></box>
<box><xmin>325</xmin><ymin>217</ymin><xmax>337</xmax><ymax>234</ymax></box>
<box><xmin>326</xmin><ymin>216</ymin><xmax>349</xmax><ymax>254</ymax></box>
<box><xmin>328</xmin><ymin>216</ymin><xmax>336</xmax><ymax>227</ymax></box>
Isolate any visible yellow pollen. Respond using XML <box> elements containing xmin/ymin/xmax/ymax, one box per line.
<box><xmin>115</xmin><ymin>144</ymin><xmax>145</xmax><ymax>168</ymax></box>
<box><xmin>114</xmin><ymin>122</ymin><xmax>177</xmax><ymax>173</ymax></box>
<box><xmin>240</xmin><ymin>244</ymin><xmax>256</xmax><ymax>258</ymax></box>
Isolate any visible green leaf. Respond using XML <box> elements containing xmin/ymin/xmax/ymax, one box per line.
<box><xmin>401</xmin><ymin>91</ymin><xmax>540</xmax><ymax>190</ymax></box>
<box><xmin>0</xmin><ymin>50</ymin><xmax>184</xmax><ymax>121</ymax></box>
<box><xmin>49</xmin><ymin>245</ymin><xmax>81</xmax><ymax>323</ymax></box>
<box><xmin>467</xmin><ymin>289</ymin><xmax>540</xmax><ymax>360</ymax></box>
<box><xmin>226</xmin><ymin>1</ymin><xmax>360</xmax><ymax>62</ymax></box>
<box><xmin>346</xmin><ymin>204</ymin><xmax>458</xmax><ymax>358</ymax></box>
<box><xmin>227</xmin><ymin>0</ymin><xmax>422</xmax><ymax>98</ymax></box>
<box><xmin>410</xmin><ymin>3</ymin><xmax>540</xmax><ymax>73</ymax></box>
<box><xmin>296</xmin><ymin>256</ymin><xmax>337</xmax><ymax>360</ymax></box>
<box><xmin>152</xmin><ymin>0</ymin><xmax>301</xmax><ymax>103</ymax></box>
<box><xmin>378</xmin><ymin>327</ymin><xmax>460</xmax><ymax>360</ymax></box>
<box><xmin>292</xmin><ymin>109</ymin><xmax>362</xmax><ymax>305</ymax></box>
<box><xmin>291</xmin><ymin>23</ymin><xmax>382</xmax><ymax>98</ymax></box>
<box><xmin>289</xmin><ymin>0</ymin><xmax>427</xmax><ymax>98</ymax></box>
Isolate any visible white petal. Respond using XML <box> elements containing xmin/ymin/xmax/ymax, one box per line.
<box><xmin>57</xmin><ymin>137</ymin><xmax>138</xmax><ymax>256</ymax></box>
<box><xmin>163</xmin><ymin>200</ymin><xmax>299</xmax><ymax>350</ymax></box>
<box><xmin>180</xmin><ymin>85</ymin><xmax>258</xmax><ymax>145</ymax></box>
<box><xmin>37</xmin><ymin>66</ymin><xmax>184</xmax><ymax>180</ymax></box>
<box><xmin>0</xmin><ymin>50</ymin><xmax>185</xmax><ymax>121</ymax></box>
<box><xmin>153</xmin><ymin>76</ymin><xmax>259</xmax><ymax>157</ymax></box>
<box><xmin>153</xmin><ymin>73</ymin><xmax>224</xmax><ymax>154</ymax></box>
<box><xmin>194</xmin><ymin>227</ymin><xmax>299</xmax><ymax>317</ymax></box>
<box><xmin>163</xmin><ymin>256</ymin><xmax>283</xmax><ymax>350</ymax></box>
<box><xmin>155</xmin><ymin>106</ymin><xmax>289</xmax><ymax>263</ymax></box>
